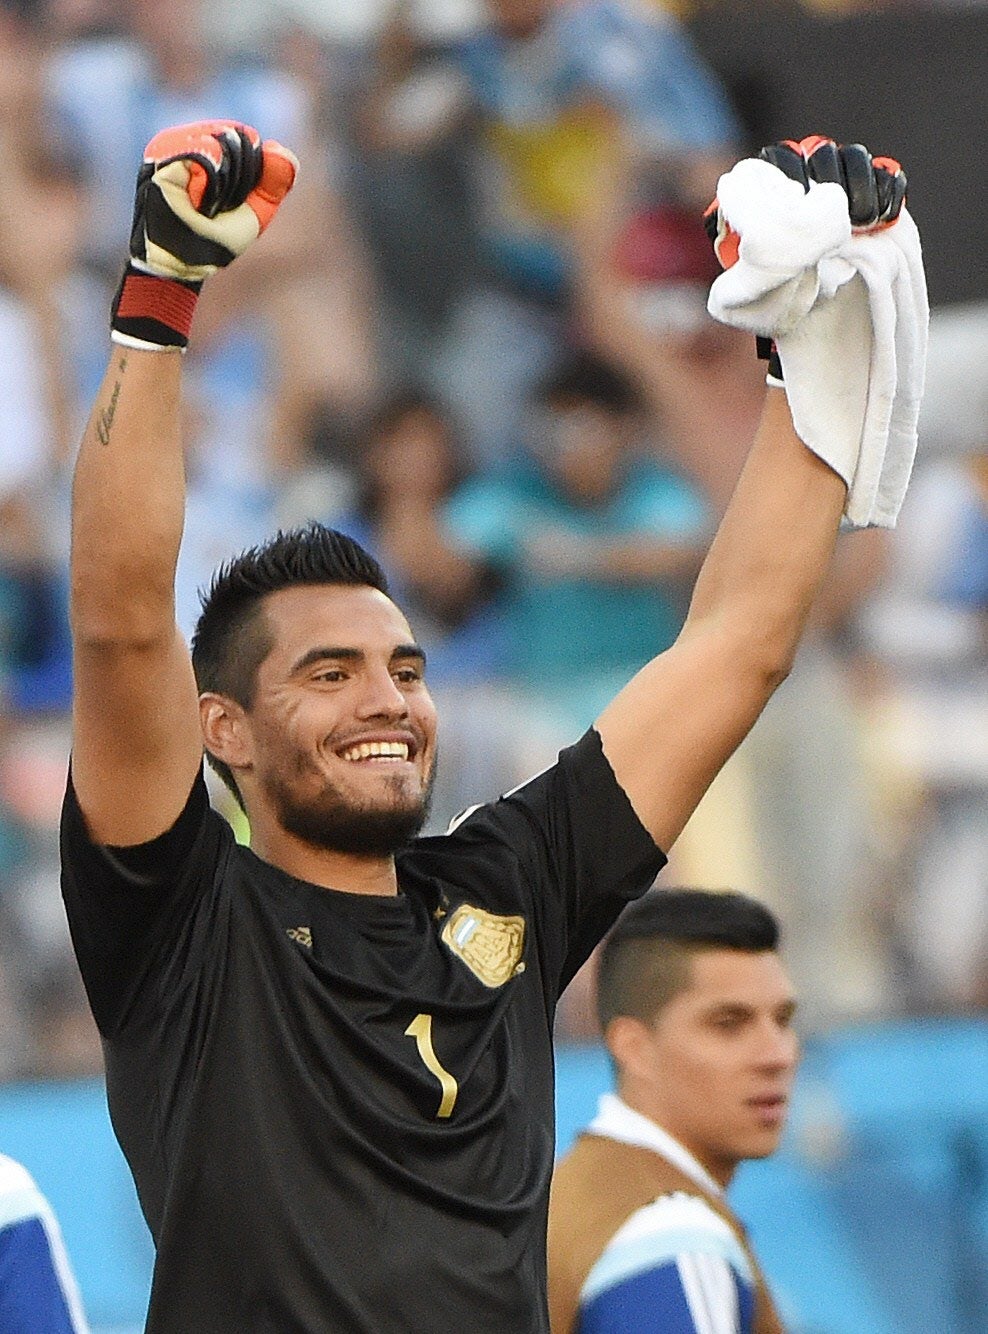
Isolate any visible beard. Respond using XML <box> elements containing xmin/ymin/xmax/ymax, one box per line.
<box><xmin>263</xmin><ymin>758</ymin><xmax>435</xmax><ymax>858</ymax></box>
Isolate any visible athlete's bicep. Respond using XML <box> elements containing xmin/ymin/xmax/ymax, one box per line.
<box><xmin>71</xmin><ymin>624</ymin><xmax>203</xmax><ymax>846</ymax></box>
<box><xmin>595</xmin><ymin>621</ymin><xmax>773</xmax><ymax>852</ymax></box>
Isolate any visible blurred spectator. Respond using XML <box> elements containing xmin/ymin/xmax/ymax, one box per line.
<box><xmin>353</xmin><ymin>9</ymin><xmax>481</xmax><ymax>372</ymax></box>
<box><xmin>357</xmin><ymin>0</ymin><xmax>741</xmax><ymax>464</ymax></box>
<box><xmin>572</xmin><ymin>187</ymin><xmax>766</xmax><ymax>512</ymax></box>
<box><xmin>172</xmin><ymin>377</ymin><xmax>279</xmax><ymax>645</ymax></box>
<box><xmin>446</xmin><ymin>353</ymin><xmax>709</xmax><ymax>730</ymax></box>
<box><xmin>336</xmin><ymin>389</ymin><xmax>506</xmax><ymax>686</ymax></box>
<box><xmin>0</xmin><ymin>721</ymin><xmax>98</xmax><ymax>1078</ymax></box>
<box><xmin>0</xmin><ymin>3</ymin><xmax>84</xmax><ymax>1079</ymax></box>
<box><xmin>44</xmin><ymin>0</ymin><xmax>378</xmax><ymax>473</ymax></box>
<box><xmin>0</xmin><ymin>7</ymin><xmax>81</xmax><ymax>475</ymax></box>
<box><xmin>0</xmin><ymin>5</ymin><xmax>79</xmax><ymax>715</ymax></box>
<box><xmin>859</xmin><ymin>445</ymin><xmax>988</xmax><ymax>1011</ymax></box>
<box><xmin>333</xmin><ymin>389</ymin><xmax>546</xmax><ymax>828</ymax></box>
<box><xmin>849</xmin><ymin>301</ymin><xmax>988</xmax><ymax>1012</ymax></box>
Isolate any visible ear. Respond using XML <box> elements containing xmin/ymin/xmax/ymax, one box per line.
<box><xmin>604</xmin><ymin>1015</ymin><xmax>654</xmax><ymax>1084</ymax></box>
<box><xmin>199</xmin><ymin>693</ymin><xmax>253</xmax><ymax>774</ymax></box>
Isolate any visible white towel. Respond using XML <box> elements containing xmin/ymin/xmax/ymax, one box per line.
<box><xmin>707</xmin><ymin>157</ymin><xmax>929</xmax><ymax>528</ymax></box>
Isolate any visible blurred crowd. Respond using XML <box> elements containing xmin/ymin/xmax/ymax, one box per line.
<box><xmin>0</xmin><ymin>0</ymin><xmax>985</xmax><ymax>1080</ymax></box>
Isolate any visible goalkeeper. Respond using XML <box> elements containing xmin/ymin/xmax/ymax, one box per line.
<box><xmin>60</xmin><ymin>123</ymin><xmax>924</xmax><ymax>1332</ymax></box>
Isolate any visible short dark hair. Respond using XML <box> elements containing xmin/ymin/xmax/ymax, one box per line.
<box><xmin>533</xmin><ymin>353</ymin><xmax>643</xmax><ymax>416</ymax></box>
<box><xmin>191</xmin><ymin>523</ymin><xmax>388</xmax><ymax>800</ymax></box>
<box><xmin>596</xmin><ymin>889</ymin><xmax>780</xmax><ymax>1033</ymax></box>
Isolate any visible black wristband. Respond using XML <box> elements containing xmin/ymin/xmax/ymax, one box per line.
<box><xmin>756</xmin><ymin>335</ymin><xmax>784</xmax><ymax>383</ymax></box>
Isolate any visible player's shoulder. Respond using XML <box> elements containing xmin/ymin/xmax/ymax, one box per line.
<box><xmin>425</xmin><ymin>729</ymin><xmax>608</xmax><ymax>839</ymax></box>
<box><xmin>589</xmin><ymin>1189</ymin><xmax>753</xmax><ymax>1286</ymax></box>
<box><xmin>397</xmin><ymin>755</ymin><xmax>562</xmax><ymax>885</ymax></box>
<box><xmin>581</xmin><ymin>1189</ymin><xmax>753</xmax><ymax>1334</ymax></box>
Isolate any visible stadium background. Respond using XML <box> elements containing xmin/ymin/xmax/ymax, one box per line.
<box><xmin>0</xmin><ymin>0</ymin><xmax>986</xmax><ymax>1330</ymax></box>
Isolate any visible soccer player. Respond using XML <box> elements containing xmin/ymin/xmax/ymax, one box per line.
<box><xmin>60</xmin><ymin>123</ymin><xmax>914</xmax><ymax>1331</ymax></box>
<box><xmin>548</xmin><ymin>890</ymin><xmax>796</xmax><ymax>1333</ymax></box>
<box><xmin>0</xmin><ymin>1153</ymin><xmax>89</xmax><ymax>1332</ymax></box>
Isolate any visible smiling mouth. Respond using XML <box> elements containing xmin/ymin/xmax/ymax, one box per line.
<box><xmin>339</xmin><ymin>741</ymin><xmax>412</xmax><ymax>763</ymax></box>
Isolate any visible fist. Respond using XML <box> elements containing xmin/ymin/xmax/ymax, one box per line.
<box><xmin>130</xmin><ymin>120</ymin><xmax>299</xmax><ymax>282</ymax></box>
<box><xmin>758</xmin><ymin>136</ymin><xmax>906</xmax><ymax>231</ymax></box>
<box><xmin>704</xmin><ymin>134</ymin><xmax>906</xmax><ymax>271</ymax></box>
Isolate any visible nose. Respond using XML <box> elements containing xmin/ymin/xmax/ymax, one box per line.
<box><xmin>354</xmin><ymin>664</ymin><xmax>409</xmax><ymax>721</ymax></box>
<box><xmin>755</xmin><ymin>1021</ymin><xmax>800</xmax><ymax>1074</ymax></box>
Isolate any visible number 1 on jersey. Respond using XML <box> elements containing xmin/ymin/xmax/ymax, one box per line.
<box><xmin>405</xmin><ymin>1013</ymin><xmax>458</xmax><ymax>1118</ymax></box>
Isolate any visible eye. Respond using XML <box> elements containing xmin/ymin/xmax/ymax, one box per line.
<box><xmin>393</xmin><ymin>665</ymin><xmax>424</xmax><ymax>684</ymax></box>
<box><xmin>313</xmin><ymin>668</ymin><xmax>347</xmax><ymax>684</ymax></box>
<box><xmin>710</xmin><ymin>1013</ymin><xmax>745</xmax><ymax>1032</ymax></box>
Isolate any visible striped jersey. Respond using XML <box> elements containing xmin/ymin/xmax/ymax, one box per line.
<box><xmin>0</xmin><ymin>1154</ymin><xmax>89</xmax><ymax>1332</ymax></box>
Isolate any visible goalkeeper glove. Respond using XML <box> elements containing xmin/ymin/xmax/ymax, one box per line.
<box><xmin>703</xmin><ymin>135</ymin><xmax>906</xmax><ymax>380</ymax></box>
<box><xmin>110</xmin><ymin>120</ymin><xmax>298</xmax><ymax>351</ymax></box>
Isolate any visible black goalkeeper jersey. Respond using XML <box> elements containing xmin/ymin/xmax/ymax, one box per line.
<box><xmin>60</xmin><ymin>729</ymin><xmax>665</xmax><ymax>1333</ymax></box>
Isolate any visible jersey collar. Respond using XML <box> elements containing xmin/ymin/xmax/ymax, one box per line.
<box><xmin>586</xmin><ymin>1092</ymin><xmax>724</xmax><ymax>1197</ymax></box>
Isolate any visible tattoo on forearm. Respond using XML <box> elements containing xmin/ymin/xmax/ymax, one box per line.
<box><xmin>95</xmin><ymin>354</ymin><xmax>128</xmax><ymax>446</ymax></box>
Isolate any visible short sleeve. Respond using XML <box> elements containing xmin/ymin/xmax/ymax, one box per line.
<box><xmin>59</xmin><ymin>769</ymin><xmax>230</xmax><ymax>1036</ymax></box>
<box><xmin>432</xmin><ymin>729</ymin><xmax>666</xmax><ymax>994</ymax></box>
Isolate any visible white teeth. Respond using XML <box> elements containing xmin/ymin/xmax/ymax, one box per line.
<box><xmin>341</xmin><ymin>741</ymin><xmax>410</xmax><ymax>762</ymax></box>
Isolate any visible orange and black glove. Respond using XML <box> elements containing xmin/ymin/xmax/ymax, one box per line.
<box><xmin>704</xmin><ymin>135</ymin><xmax>906</xmax><ymax>379</ymax></box>
<box><xmin>757</xmin><ymin>136</ymin><xmax>906</xmax><ymax>230</ymax></box>
<box><xmin>110</xmin><ymin>120</ymin><xmax>298</xmax><ymax>351</ymax></box>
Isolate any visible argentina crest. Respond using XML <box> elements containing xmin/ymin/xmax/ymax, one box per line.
<box><xmin>441</xmin><ymin>904</ymin><xmax>526</xmax><ymax>987</ymax></box>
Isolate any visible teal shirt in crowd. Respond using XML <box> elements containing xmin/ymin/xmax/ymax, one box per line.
<box><xmin>445</xmin><ymin>457</ymin><xmax>708</xmax><ymax>720</ymax></box>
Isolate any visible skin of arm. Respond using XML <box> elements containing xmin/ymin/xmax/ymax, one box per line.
<box><xmin>596</xmin><ymin>388</ymin><xmax>847</xmax><ymax>851</ymax></box>
<box><xmin>69</xmin><ymin>347</ymin><xmax>204</xmax><ymax>847</ymax></box>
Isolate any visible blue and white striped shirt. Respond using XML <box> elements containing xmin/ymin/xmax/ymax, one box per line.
<box><xmin>0</xmin><ymin>1154</ymin><xmax>89</xmax><ymax>1333</ymax></box>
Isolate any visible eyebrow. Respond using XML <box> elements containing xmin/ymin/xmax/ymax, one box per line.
<box><xmin>704</xmin><ymin>999</ymin><xmax>798</xmax><ymax>1019</ymax></box>
<box><xmin>705</xmin><ymin>1003</ymin><xmax>755</xmax><ymax>1018</ymax></box>
<box><xmin>290</xmin><ymin>644</ymin><xmax>427</xmax><ymax>675</ymax></box>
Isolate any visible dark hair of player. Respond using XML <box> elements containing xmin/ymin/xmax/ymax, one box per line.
<box><xmin>596</xmin><ymin>889</ymin><xmax>780</xmax><ymax>1032</ymax></box>
<box><xmin>191</xmin><ymin>523</ymin><xmax>389</xmax><ymax>800</ymax></box>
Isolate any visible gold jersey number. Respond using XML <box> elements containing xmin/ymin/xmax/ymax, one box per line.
<box><xmin>405</xmin><ymin>1013</ymin><xmax>458</xmax><ymax>1119</ymax></box>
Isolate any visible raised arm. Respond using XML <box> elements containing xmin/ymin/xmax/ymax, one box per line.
<box><xmin>70</xmin><ymin>121</ymin><xmax>297</xmax><ymax>846</ymax></box>
<box><xmin>597</xmin><ymin>136</ymin><xmax>921</xmax><ymax>851</ymax></box>
<box><xmin>71</xmin><ymin>344</ymin><xmax>197</xmax><ymax>845</ymax></box>
<box><xmin>596</xmin><ymin>387</ymin><xmax>844</xmax><ymax>850</ymax></box>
